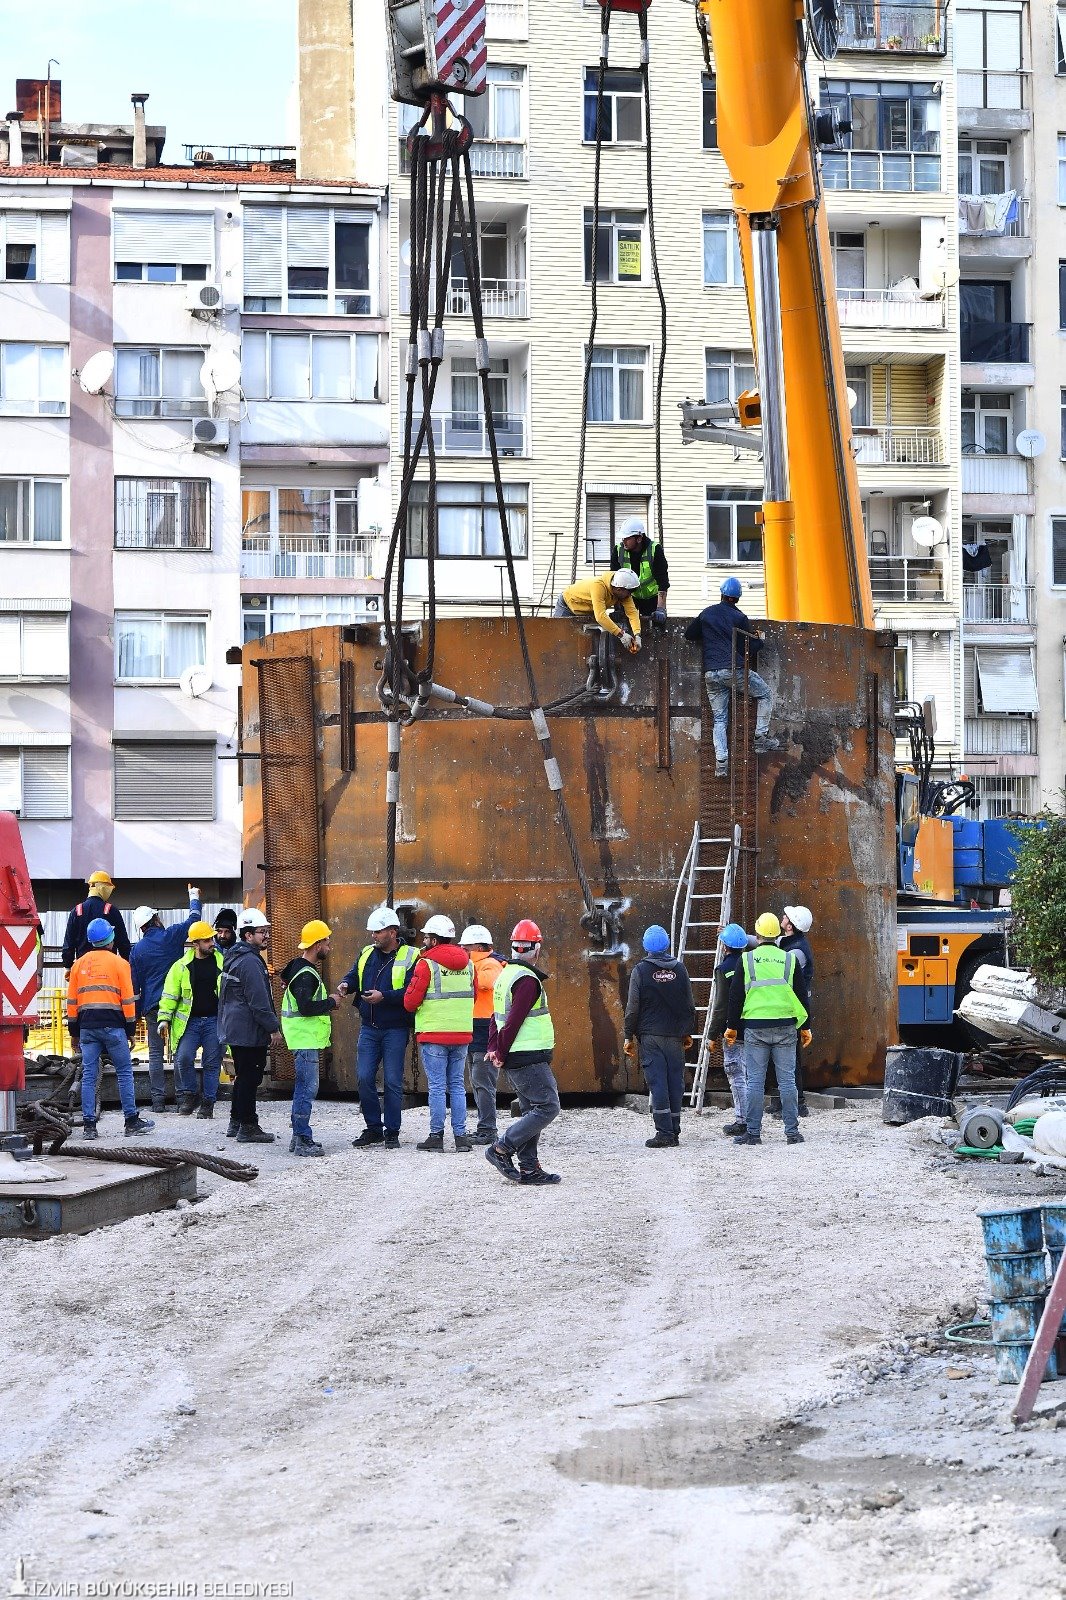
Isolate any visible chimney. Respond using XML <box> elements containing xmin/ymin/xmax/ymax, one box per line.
<box><xmin>131</xmin><ymin>93</ymin><xmax>148</xmax><ymax>168</ymax></box>
<box><xmin>7</xmin><ymin>112</ymin><xmax>23</xmax><ymax>167</ymax></box>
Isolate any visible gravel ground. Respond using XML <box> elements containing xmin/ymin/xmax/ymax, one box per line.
<box><xmin>2</xmin><ymin>1097</ymin><xmax>1066</xmax><ymax>1599</ymax></box>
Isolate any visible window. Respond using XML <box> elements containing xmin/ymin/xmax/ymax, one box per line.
<box><xmin>819</xmin><ymin>80</ymin><xmax>941</xmax><ymax>190</ymax></box>
<box><xmin>0</xmin><ymin>479</ymin><xmax>63</xmax><ymax>543</ymax></box>
<box><xmin>240</xmin><ymin>487</ymin><xmax>369</xmax><ymax>576</ymax></box>
<box><xmin>702</xmin><ymin>73</ymin><xmax>717</xmax><ymax>150</ymax></box>
<box><xmin>406</xmin><ymin>482</ymin><xmax>529</xmax><ymax>558</ymax></box>
<box><xmin>114</xmin><ymin>613</ymin><xmax>207</xmax><ymax>682</ymax></box>
<box><xmin>243</xmin><ymin>205</ymin><xmax>374</xmax><ymax>315</ymax></box>
<box><xmin>1052</xmin><ymin>518</ymin><xmax>1066</xmax><ymax>585</ymax></box>
<box><xmin>1062</xmin><ymin>390</ymin><xmax>1066</xmax><ymax>459</ymax></box>
<box><xmin>962</xmin><ymin>391</ymin><xmax>1012</xmax><ymax>456</ymax></box>
<box><xmin>114</xmin><ymin>348</ymin><xmax>208</xmax><ymax>419</ymax></box>
<box><xmin>958</xmin><ymin>138</ymin><xmax>1009</xmax><ymax>196</ymax></box>
<box><xmin>893</xmin><ymin>642</ymin><xmax>911</xmax><ymax>705</ymax></box>
<box><xmin>1058</xmin><ymin>5</ymin><xmax>1066</xmax><ymax>73</ymax></box>
<box><xmin>584</xmin><ymin>209</ymin><xmax>645</xmax><ymax>284</ymax></box>
<box><xmin>114</xmin><ymin>479</ymin><xmax>210</xmax><ymax>551</ymax></box>
<box><xmin>830</xmin><ymin>231</ymin><xmax>866</xmax><ymax>290</ymax></box>
<box><xmin>113</xmin><ymin>741</ymin><xmax>215</xmax><ymax>822</ymax></box>
<box><xmin>583</xmin><ymin>67</ymin><xmax>644</xmax><ymax>144</ymax></box>
<box><xmin>846</xmin><ymin>364</ymin><xmax>871</xmax><ymax>427</ymax></box>
<box><xmin>956</xmin><ymin>8</ymin><xmax>1023</xmax><ymax>79</ymax></box>
<box><xmin>0</xmin><ymin>747</ymin><xmax>70</xmax><ymax>819</ymax></box>
<box><xmin>587</xmin><ymin>346</ymin><xmax>648</xmax><ymax>423</ymax></box>
<box><xmin>702</xmin><ymin>212</ymin><xmax>743</xmax><ymax>286</ymax></box>
<box><xmin>242</xmin><ymin>332</ymin><xmax>379</xmax><ymax>401</ymax></box>
<box><xmin>974</xmin><ymin>648</ymin><xmax>1039</xmax><ymax>714</ymax></box>
<box><xmin>0</xmin><ymin>613</ymin><xmax>69</xmax><ymax>679</ymax></box>
<box><xmin>466</xmin><ymin>66</ymin><xmax>525</xmax><ymax>143</ymax></box>
<box><xmin>705</xmin><ymin>349</ymin><xmax>756</xmax><ymax>405</ymax></box>
<box><xmin>0</xmin><ymin>343</ymin><xmax>66</xmax><ymax>415</ymax></box>
<box><xmin>242</xmin><ymin>592</ymin><xmax>376</xmax><ymax>643</ymax></box>
<box><xmin>113</xmin><ymin>210</ymin><xmax>213</xmax><ymax>282</ymax></box>
<box><xmin>1060</xmin><ymin>137</ymin><xmax>1066</xmax><ymax>205</ymax></box>
<box><xmin>0</xmin><ymin>211</ymin><xmax>68</xmax><ymax>282</ymax></box>
<box><xmin>706</xmin><ymin>488</ymin><xmax>762</xmax><ymax>563</ymax></box>
<box><xmin>1060</xmin><ymin>262</ymin><xmax>1066</xmax><ymax>331</ymax></box>
<box><xmin>585</xmin><ymin>493</ymin><xmax>649</xmax><ymax>566</ymax></box>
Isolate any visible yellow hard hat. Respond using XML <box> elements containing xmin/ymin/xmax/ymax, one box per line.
<box><xmin>88</xmin><ymin>870</ymin><xmax>114</xmax><ymax>887</ymax></box>
<box><xmin>298</xmin><ymin>919</ymin><xmax>332</xmax><ymax>949</ymax></box>
<box><xmin>185</xmin><ymin>920</ymin><xmax>216</xmax><ymax>943</ymax></box>
<box><xmin>754</xmin><ymin>911</ymin><xmax>781</xmax><ymax>939</ymax></box>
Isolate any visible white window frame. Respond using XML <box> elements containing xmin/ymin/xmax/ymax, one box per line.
<box><xmin>242</xmin><ymin>331</ymin><xmax>380</xmax><ymax>403</ymax></box>
<box><xmin>406</xmin><ymin>481</ymin><xmax>530</xmax><ymax>560</ymax></box>
<box><xmin>112</xmin><ymin>209</ymin><xmax>214</xmax><ymax>283</ymax></box>
<box><xmin>1050</xmin><ymin>513</ymin><xmax>1066</xmax><ymax>588</ymax></box>
<box><xmin>113</xmin><ymin>612</ymin><xmax>209</xmax><ymax>685</ymax></box>
<box><xmin>1059</xmin><ymin>136</ymin><xmax>1066</xmax><ymax>206</ymax></box>
<box><xmin>702</xmin><ymin>212</ymin><xmax>743</xmax><ymax>287</ymax></box>
<box><xmin>846</xmin><ymin>363</ymin><xmax>872</xmax><ymax>428</ymax></box>
<box><xmin>468</xmin><ymin>66</ymin><xmax>527</xmax><ymax>145</ymax></box>
<box><xmin>586</xmin><ymin>346</ymin><xmax>649</xmax><ymax>425</ymax></box>
<box><xmin>0</xmin><ymin>211</ymin><xmax>67</xmax><ymax>283</ymax></box>
<box><xmin>704</xmin><ymin>348</ymin><xmax>756</xmax><ymax>406</ymax></box>
<box><xmin>242</xmin><ymin>592</ymin><xmax>376</xmax><ymax>643</ymax></box>
<box><xmin>705</xmin><ymin>488</ymin><xmax>763</xmax><ymax>565</ymax></box>
<box><xmin>0</xmin><ymin>614</ymin><xmax>70</xmax><ymax>681</ymax></box>
<box><xmin>242</xmin><ymin>204</ymin><xmax>377</xmax><ymax>316</ymax></box>
<box><xmin>582</xmin><ymin>66</ymin><xmax>644</xmax><ymax>146</ymax></box>
<box><xmin>114</xmin><ymin>478</ymin><xmax>211</xmax><ymax>551</ymax></box>
<box><xmin>957</xmin><ymin>137</ymin><xmax>1010</xmax><ymax>196</ymax></box>
<box><xmin>0</xmin><ymin>343</ymin><xmax>67</xmax><ymax>416</ymax></box>
<box><xmin>963</xmin><ymin>390</ymin><xmax>1013</xmax><ymax>456</ymax></box>
<box><xmin>893</xmin><ymin>638</ymin><xmax>913</xmax><ymax>705</ymax></box>
<box><xmin>0</xmin><ymin>746</ymin><xmax>71</xmax><ymax>819</ymax></box>
<box><xmin>0</xmin><ymin>477</ymin><xmax>66</xmax><ymax>545</ymax></box>
<box><xmin>583</xmin><ymin>209</ymin><xmax>646</xmax><ymax>285</ymax></box>
<box><xmin>829</xmin><ymin>230</ymin><xmax>866</xmax><ymax>290</ymax></box>
<box><xmin>114</xmin><ymin>346</ymin><xmax>209</xmax><ymax>419</ymax></box>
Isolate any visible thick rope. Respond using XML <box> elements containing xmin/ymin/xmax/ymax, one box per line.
<box><xmin>16</xmin><ymin>1099</ymin><xmax>259</xmax><ymax>1182</ymax></box>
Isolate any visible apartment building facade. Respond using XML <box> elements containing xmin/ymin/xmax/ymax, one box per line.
<box><xmin>0</xmin><ymin>92</ymin><xmax>387</xmax><ymax>912</ymax></box>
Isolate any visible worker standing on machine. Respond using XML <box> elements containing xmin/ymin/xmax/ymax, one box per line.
<box><xmin>404</xmin><ymin>914</ymin><xmax>475</xmax><ymax>1153</ymax></box>
<box><xmin>279</xmin><ymin>920</ymin><xmax>340</xmax><ymax>1159</ymax></box>
<box><xmin>725</xmin><ymin>911</ymin><xmax>811</xmax><ymax>1148</ymax></box>
<box><xmin>66</xmin><ymin>918</ymin><xmax>153</xmax><ymax>1140</ymax></box>
<box><xmin>779</xmin><ymin>905</ymin><xmax>815</xmax><ymax>1119</ymax></box>
<box><xmin>553</xmin><ymin>570</ymin><xmax>643</xmax><ymax>654</ymax></box>
<box><xmin>341</xmin><ymin>907</ymin><xmax>418</xmax><ymax>1149</ymax></box>
<box><xmin>62</xmin><ymin>871</ymin><xmax>131</xmax><ymax>971</ymax></box>
<box><xmin>485</xmin><ymin>919</ymin><xmax>562</xmax><ymax>1186</ymax></box>
<box><xmin>610</xmin><ymin>517</ymin><xmax>670</xmax><ymax>627</ymax></box>
<box><xmin>707</xmin><ymin>923</ymin><xmax>755</xmax><ymax>1138</ymax></box>
<box><xmin>684</xmin><ymin>578</ymin><xmax>777</xmax><ymax>779</ymax></box>
<box><xmin>623</xmin><ymin>925</ymin><xmax>695</xmax><ymax>1149</ymax></box>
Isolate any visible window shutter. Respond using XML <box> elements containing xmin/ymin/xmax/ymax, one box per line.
<box><xmin>114</xmin><ymin>210</ymin><xmax>214</xmax><ymax>265</ymax></box>
<box><xmin>243</xmin><ymin>207</ymin><xmax>284</xmax><ymax>298</ymax></box>
<box><xmin>6</xmin><ymin>214</ymin><xmax>37</xmax><ymax>246</ymax></box>
<box><xmin>0</xmin><ymin>752</ymin><xmax>20</xmax><ymax>812</ymax></box>
<box><xmin>40</xmin><ymin>214</ymin><xmax>69</xmax><ymax>282</ymax></box>
<box><xmin>22</xmin><ymin>747</ymin><xmax>69</xmax><ymax>818</ymax></box>
<box><xmin>284</xmin><ymin>207</ymin><xmax>330</xmax><ymax>266</ymax></box>
<box><xmin>114</xmin><ymin>742</ymin><xmax>215</xmax><ymax>821</ymax></box>
<box><xmin>22</xmin><ymin>614</ymin><xmax>69</xmax><ymax>677</ymax></box>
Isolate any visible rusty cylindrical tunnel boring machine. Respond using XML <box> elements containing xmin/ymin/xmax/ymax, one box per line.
<box><xmin>240</xmin><ymin>618</ymin><xmax>898</xmax><ymax>1095</ymax></box>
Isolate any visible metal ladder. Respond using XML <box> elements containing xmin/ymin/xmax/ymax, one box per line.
<box><xmin>669</xmin><ymin>822</ymin><xmax>740</xmax><ymax>1112</ymax></box>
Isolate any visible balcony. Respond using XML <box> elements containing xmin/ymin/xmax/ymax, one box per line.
<box><xmin>240</xmin><ymin>535</ymin><xmax>374</xmax><ymax>581</ymax></box>
<box><xmin>964</xmin><ymin>715</ymin><xmax>1037</xmax><ymax>756</ymax></box>
<box><xmin>962</xmin><ymin>584</ymin><xmax>1034</xmax><ymax>624</ymax></box>
<box><xmin>822</xmin><ymin>150</ymin><xmax>941</xmax><ymax>193</ymax></box>
<box><xmin>399</xmin><ymin>138</ymin><xmax>526</xmax><ymax>179</ymax></box>
<box><xmin>869</xmin><ymin>554</ymin><xmax>945</xmax><ymax>603</ymax></box>
<box><xmin>486</xmin><ymin>0</ymin><xmax>527</xmax><ymax>38</ymax></box>
<box><xmin>960</xmin><ymin>321</ymin><xmax>1030</xmax><ymax>363</ymax></box>
<box><xmin>958</xmin><ymin>70</ymin><xmax>1029</xmax><ymax>116</ymax></box>
<box><xmin>961</xmin><ymin>454</ymin><xmax>1030</xmax><ymax>496</ymax></box>
<box><xmin>854</xmin><ymin>427</ymin><xmax>945</xmax><ymax>465</ymax></box>
<box><xmin>837</xmin><ymin>2</ymin><xmax>945</xmax><ymax>54</ymax></box>
<box><xmin>399</xmin><ymin>274</ymin><xmax>528</xmax><ymax>319</ymax></box>
<box><xmin>415</xmin><ymin>410</ymin><xmax>527</xmax><ymax>457</ymax></box>
<box><xmin>958</xmin><ymin>193</ymin><xmax>1027</xmax><ymax>240</ymax></box>
<box><xmin>837</xmin><ymin>288</ymin><xmax>944</xmax><ymax>329</ymax></box>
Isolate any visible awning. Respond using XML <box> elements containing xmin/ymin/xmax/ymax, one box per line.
<box><xmin>975</xmin><ymin>648</ymin><xmax>1039</xmax><ymax>714</ymax></box>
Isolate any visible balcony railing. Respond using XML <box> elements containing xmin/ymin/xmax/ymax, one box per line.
<box><xmin>854</xmin><ymin>427</ymin><xmax>945</xmax><ymax>465</ymax></box>
<box><xmin>837</xmin><ymin>288</ymin><xmax>944</xmax><ymax>329</ymax></box>
<box><xmin>822</xmin><ymin>149</ymin><xmax>941</xmax><ymax>193</ymax></box>
<box><xmin>486</xmin><ymin>0</ymin><xmax>528</xmax><ymax>37</ymax></box>
<box><xmin>399</xmin><ymin>138</ymin><xmax>526</xmax><ymax>178</ymax></box>
<box><xmin>837</xmin><ymin>2</ymin><xmax>945</xmax><ymax>54</ymax></box>
<box><xmin>399</xmin><ymin>273</ymin><xmax>528</xmax><ymax>318</ymax></box>
<box><xmin>960</xmin><ymin>321</ymin><xmax>1031</xmax><ymax>363</ymax></box>
<box><xmin>964</xmin><ymin>715</ymin><xmax>1037</xmax><ymax>756</ymax></box>
<box><xmin>240</xmin><ymin>535</ymin><xmax>374</xmax><ymax>580</ymax></box>
<box><xmin>961</xmin><ymin>454</ymin><xmax>1030</xmax><ymax>495</ymax></box>
<box><xmin>869</xmin><ymin>554</ymin><xmax>944</xmax><ymax>602</ymax></box>
<box><xmin>962</xmin><ymin>583</ymin><xmax>1034</xmax><ymax>624</ymax></box>
<box><xmin>958</xmin><ymin>193</ymin><xmax>1027</xmax><ymax>239</ymax></box>
<box><xmin>971</xmin><ymin>774</ymin><xmax>1037</xmax><ymax>819</ymax></box>
<box><xmin>957</xmin><ymin>69</ymin><xmax>1029</xmax><ymax>114</ymax></box>
<box><xmin>415</xmin><ymin>410</ymin><xmax>527</xmax><ymax>456</ymax></box>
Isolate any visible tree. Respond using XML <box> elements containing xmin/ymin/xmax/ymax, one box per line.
<box><xmin>1010</xmin><ymin>806</ymin><xmax>1066</xmax><ymax>987</ymax></box>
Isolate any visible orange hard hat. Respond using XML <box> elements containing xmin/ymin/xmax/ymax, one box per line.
<box><xmin>511</xmin><ymin>919</ymin><xmax>542</xmax><ymax>943</ymax></box>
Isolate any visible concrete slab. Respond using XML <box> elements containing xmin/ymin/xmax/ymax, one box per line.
<box><xmin>0</xmin><ymin>1155</ymin><xmax>196</xmax><ymax>1239</ymax></box>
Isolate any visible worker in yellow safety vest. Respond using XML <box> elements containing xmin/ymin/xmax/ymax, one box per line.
<box><xmin>484</xmin><ymin>919</ymin><xmax>562</xmax><ymax>1187</ymax></box>
<box><xmin>724</xmin><ymin>911</ymin><xmax>812</xmax><ymax>1148</ymax></box>
<box><xmin>403</xmin><ymin>914</ymin><xmax>474</xmax><ymax>1152</ymax></box>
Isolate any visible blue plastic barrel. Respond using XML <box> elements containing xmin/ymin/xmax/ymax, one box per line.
<box><xmin>1043</xmin><ymin>1206</ymin><xmax>1066</xmax><ymax>1253</ymax></box>
<box><xmin>994</xmin><ymin>1340</ymin><xmax>1058</xmax><ymax>1385</ymax></box>
<box><xmin>978</xmin><ymin>1205</ymin><xmax>1044</xmax><ymax>1257</ymax></box>
<box><xmin>989</xmin><ymin>1297</ymin><xmax>1045</xmax><ymax>1342</ymax></box>
<box><xmin>985</xmin><ymin>1250</ymin><xmax>1047</xmax><ymax>1301</ymax></box>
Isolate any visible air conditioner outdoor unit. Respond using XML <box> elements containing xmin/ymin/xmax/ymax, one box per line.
<box><xmin>188</xmin><ymin>282</ymin><xmax>224</xmax><ymax>316</ymax></box>
<box><xmin>192</xmin><ymin>417</ymin><xmax>229</xmax><ymax>451</ymax></box>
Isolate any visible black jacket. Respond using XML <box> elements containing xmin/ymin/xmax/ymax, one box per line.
<box><xmin>624</xmin><ymin>955</ymin><xmax>696</xmax><ymax>1040</ymax></box>
<box><xmin>279</xmin><ymin>956</ymin><xmax>338</xmax><ymax>1017</ymax></box>
<box><xmin>217</xmin><ymin>940</ymin><xmax>281</xmax><ymax>1049</ymax></box>
<box><xmin>62</xmin><ymin>898</ymin><xmax>131</xmax><ymax>968</ymax></box>
<box><xmin>684</xmin><ymin>601</ymin><xmax>763</xmax><ymax>674</ymax></box>
<box><xmin>779</xmin><ymin>931</ymin><xmax>815</xmax><ymax>990</ymax></box>
<box><xmin>708</xmin><ymin>949</ymin><xmax>746</xmax><ymax>1039</ymax></box>
<box><xmin>341</xmin><ymin>943</ymin><xmax>415</xmax><ymax>1030</ymax></box>
<box><xmin>726</xmin><ymin>942</ymin><xmax>811</xmax><ymax>1033</ymax></box>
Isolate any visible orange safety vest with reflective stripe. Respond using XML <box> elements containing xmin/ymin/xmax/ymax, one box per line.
<box><xmin>66</xmin><ymin>949</ymin><xmax>136</xmax><ymax>1031</ymax></box>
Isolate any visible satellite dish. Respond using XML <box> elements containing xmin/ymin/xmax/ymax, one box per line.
<box><xmin>201</xmin><ymin>348</ymin><xmax>242</xmax><ymax>393</ymax></box>
<box><xmin>400</xmin><ymin>238</ymin><xmax>412</xmax><ymax>267</ymax></box>
<box><xmin>179</xmin><ymin>665</ymin><xmax>212</xmax><ymax>699</ymax></box>
<box><xmin>930</xmin><ymin>265</ymin><xmax>960</xmax><ymax>291</ymax></box>
<box><xmin>77</xmin><ymin>351</ymin><xmax>115</xmax><ymax>395</ymax></box>
<box><xmin>1016</xmin><ymin>429</ymin><xmax>1046</xmax><ymax>459</ymax></box>
<box><xmin>846</xmin><ymin>386</ymin><xmax>858</xmax><ymax>412</ymax></box>
<box><xmin>911</xmin><ymin>516</ymin><xmax>946</xmax><ymax>549</ymax></box>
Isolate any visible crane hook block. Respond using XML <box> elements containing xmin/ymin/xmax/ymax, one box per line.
<box><xmin>386</xmin><ymin>0</ymin><xmax>488</xmax><ymax>106</ymax></box>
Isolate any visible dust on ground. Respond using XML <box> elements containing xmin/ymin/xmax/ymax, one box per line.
<box><xmin>2</xmin><ymin>1098</ymin><xmax>1065</xmax><ymax>1600</ymax></box>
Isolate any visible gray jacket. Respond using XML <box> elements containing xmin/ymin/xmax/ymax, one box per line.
<box><xmin>217</xmin><ymin>939</ymin><xmax>280</xmax><ymax>1048</ymax></box>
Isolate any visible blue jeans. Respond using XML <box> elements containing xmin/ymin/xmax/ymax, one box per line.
<box><xmin>744</xmin><ymin>1025</ymin><xmax>799</xmax><ymax>1138</ymax></box>
<box><xmin>174</xmin><ymin>1016</ymin><xmax>223</xmax><ymax>1105</ymax></box>
<box><xmin>80</xmin><ymin>1026</ymin><xmax>137</xmax><ymax>1122</ymax></box>
<box><xmin>291</xmin><ymin>1048</ymin><xmax>320</xmax><ymax>1139</ymax></box>
<box><xmin>420</xmin><ymin>1042</ymin><xmax>468</xmax><ymax>1136</ymax></box>
<box><xmin>502</xmin><ymin>1056</ymin><xmax>560</xmax><ymax>1172</ymax></box>
<box><xmin>144</xmin><ymin>1005</ymin><xmax>166</xmax><ymax>1106</ymax></box>
<box><xmin>640</xmin><ymin>1034</ymin><xmax>685</xmax><ymax>1137</ymax></box>
<box><xmin>357</xmin><ymin>1024</ymin><xmax>410</xmax><ymax>1134</ymax></box>
<box><xmin>703</xmin><ymin>668</ymin><xmax>772</xmax><ymax>763</ymax></box>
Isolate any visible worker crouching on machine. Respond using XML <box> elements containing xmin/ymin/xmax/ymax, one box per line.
<box><xmin>553</xmin><ymin>570</ymin><xmax>643</xmax><ymax>655</ymax></box>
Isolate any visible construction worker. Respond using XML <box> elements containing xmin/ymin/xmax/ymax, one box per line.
<box><xmin>130</xmin><ymin>885</ymin><xmax>203</xmax><ymax>1113</ymax></box>
<box><xmin>684</xmin><ymin>578</ymin><xmax>777</xmax><ymax>779</ymax></box>
<box><xmin>213</xmin><ymin>908</ymin><xmax>238</xmax><ymax>952</ymax></box>
<box><xmin>553</xmin><ymin>569</ymin><xmax>643</xmax><ymax>653</ymax></box>
<box><xmin>66</xmin><ymin>917</ymin><xmax>153</xmax><ymax>1140</ymax></box>
<box><xmin>725</xmin><ymin>911</ymin><xmax>811</xmax><ymax>1147</ymax></box>
<box><xmin>216</xmin><ymin>907</ymin><xmax>282</xmax><ymax>1144</ymax></box>
<box><xmin>279</xmin><ymin>920</ymin><xmax>341</xmax><ymax>1158</ymax></box>
<box><xmin>779</xmin><ymin>905</ymin><xmax>815</xmax><ymax>1119</ymax></box>
<box><xmin>158</xmin><ymin>921</ymin><xmax>223</xmax><ymax>1118</ymax></box>
<box><xmin>707</xmin><ymin>923</ymin><xmax>755</xmax><ymax>1137</ymax></box>
<box><xmin>623</xmin><ymin>925</ymin><xmax>695</xmax><ymax>1148</ymax></box>
<box><xmin>61</xmin><ymin>872</ymin><xmax>131</xmax><ymax>970</ymax></box>
<box><xmin>610</xmin><ymin>516</ymin><xmax>670</xmax><ymax>624</ymax></box>
<box><xmin>485</xmin><ymin>919</ymin><xmax>561</xmax><ymax>1186</ymax></box>
<box><xmin>460</xmin><ymin>923</ymin><xmax>505</xmax><ymax>1144</ymax></box>
<box><xmin>403</xmin><ymin>914</ymin><xmax>475</xmax><ymax>1152</ymax></box>
<box><xmin>340</xmin><ymin>906</ymin><xmax>418</xmax><ymax>1148</ymax></box>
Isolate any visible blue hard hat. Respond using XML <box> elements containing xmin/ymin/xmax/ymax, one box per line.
<box><xmin>642</xmin><ymin>924</ymin><xmax>670</xmax><ymax>954</ymax></box>
<box><xmin>720</xmin><ymin>577</ymin><xmax>743</xmax><ymax>600</ymax></box>
<box><xmin>87</xmin><ymin>916</ymin><xmax>115</xmax><ymax>947</ymax></box>
<box><xmin>720</xmin><ymin>923</ymin><xmax>748</xmax><ymax>950</ymax></box>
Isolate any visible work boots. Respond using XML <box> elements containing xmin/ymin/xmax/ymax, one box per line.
<box><xmin>196</xmin><ymin>1101</ymin><xmax>214</xmax><ymax>1119</ymax></box>
<box><xmin>291</xmin><ymin>1134</ymin><xmax>325</xmax><ymax>1158</ymax></box>
<box><xmin>646</xmin><ymin>1131</ymin><xmax>679</xmax><ymax>1148</ymax></box>
<box><xmin>177</xmin><ymin>1094</ymin><xmax>199</xmax><ymax>1116</ymax></box>
<box><xmin>454</xmin><ymin>1133</ymin><xmax>473</xmax><ymax>1152</ymax></box>
<box><xmin>417</xmin><ymin>1131</ymin><xmax>445</xmax><ymax>1152</ymax></box>
<box><xmin>82</xmin><ymin>1119</ymin><xmax>98</xmax><ymax>1140</ymax></box>
<box><xmin>124</xmin><ymin>1114</ymin><xmax>155</xmax><ymax>1137</ymax></box>
<box><xmin>723</xmin><ymin>1120</ymin><xmax>747</xmax><ymax>1137</ymax></box>
<box><xmin>352</xmin><ymin>1127</ymin><xmax>384</xmax><ymax>1148</ymax></box>
<box><xmin>236</xmin><ymin>1123</ymin><xmax>275</xmax><ymax>1144</ymax></box>
<box><xmin>226</xmin><ymin>1117</ymin><xmax>240</xmax><ymax>1138</ymax></box>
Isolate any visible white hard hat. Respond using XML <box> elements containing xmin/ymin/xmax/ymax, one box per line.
<box><xmin>237</xmin><ymin>907</ymin><xmax>270</xmax><ymax>931</ymax></box>
<box><xmin>617</xmin><ymin>517</ymin><xmax>646</xmax><ymax>544</ymax></box>
<box><xmin>460</xmin><ymin>924</ymin><xmax>493</xmax><ymax>946</ymax></box>
<box><xmin>611</xmin><ymin>569</ymin><xmax>640</xmax><ymax>591</ymax></box>
<box><xmin>132</xmin><ymin>904</ymin><xmax>158</xmax><ymax>934</ymax></box>
<box><xmin>367</xmin><ymin>906</ymin><xmax>401</xmax><ymax>932</ymax></box>
<box><xmin>422</xmin><ymin>914</ymin><xmax>456</xmax><ymax>940</ymax></box>
<box><xmin>783</xmin><ymin>904</ymin><xmax>813</xmax><ymax>934</ymax></box>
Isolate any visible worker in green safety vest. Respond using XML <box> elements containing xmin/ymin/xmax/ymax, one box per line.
<box><xmin>484</xmin><ymin>918</ymin><xmax>562</xmax><ymax>1187</ymax></box>
<box><xmin>610</xmin><ymin>516</ymin><xmax>670</xmax><ymax>625</ymax></box>
<box><xmin>340</xmin><ymin>906</ymin><xmax>418</xmax><ymax>1149</ymax></box>
<box><xmin>724</xmin><ymin>911</ymin><xmax>812</xmax><ymax>1149</ymax></box>
<box><xmin>279</xmin><ymin>919</ymin><xmax>342</xmax><ymax>1158</ymax></box>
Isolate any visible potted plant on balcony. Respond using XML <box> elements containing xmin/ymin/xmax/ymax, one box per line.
<box><xmin>919</xmin><ymin>30</ymin><xmax>940</xmax><ymax>51</ymax></box>
<box><xmin>886</xmin><ymin>33</ymin><xmax>903</xmax><ymax>49</ymax></box>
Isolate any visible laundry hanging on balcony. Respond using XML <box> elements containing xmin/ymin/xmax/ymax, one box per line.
<box><xmin>962</xmin><ymin>542</ymin><xmax>993</xmax><ymax>574</ymax></box>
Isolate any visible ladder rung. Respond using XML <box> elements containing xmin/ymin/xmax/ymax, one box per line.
<box><xmin>691</xmin><ymin>893</ymin><xmax>722</xmax><ymax>900</ymax></box>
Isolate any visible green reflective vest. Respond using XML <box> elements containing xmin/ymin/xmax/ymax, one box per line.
<box><xmin>623</xmin><ymin>540</ymin><xmax>662</xmax><ymax>603</ymax></box>
<box><xmin>356</xmin><ymin>943</ymin><xmax>417</xmax><ymax>991</ymax></box>
<box><xmin>158</xmin><ymin>948</ymin><xmax>223</xmax><ymax>1049</ymax></box>
<box><xmin>492</xmin><ymin>962</ymin><xmax>555</xmax><ymax>1054</ymax></box>
<box><xmin>281</xmin><ymin>962</ymin><xmax>332</xmax><ymax>1050</ymax></box>
<box><xmin>414</xmin><ymin>956</ymin><xmax>475</xmax><ymax>1035</ymax></box>
<box><xmin>740</xmin><ymin>946</ymin><xmax>808</xmax><ymax>1027</ymax></box>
